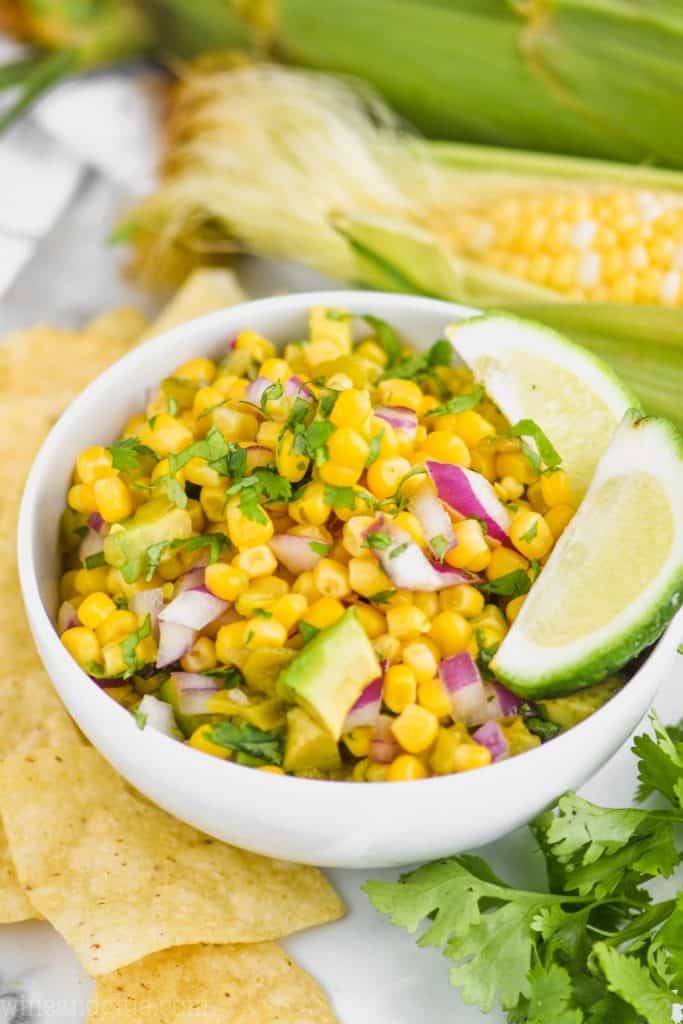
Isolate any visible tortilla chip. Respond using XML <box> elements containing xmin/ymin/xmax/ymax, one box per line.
<box><xmin>88</xmin><ymin>942</ymin><xmax>338</xmax><ymax>1024</ymax></box>
<box><xmin>0</xmin><ymin>666</ymin><xmax>82</xmax><ymax>757</ymax></box>
<box><xmin>0</xmin><ymin>827</ymin><xmax>34</xmax><ymax>924</ymax></box>
<box><xmin>142</xmin><ymin>268</ymin><xmax>245</xmax><ymax>340</ymax></box>
<box><xmin>1</xmin><ymin>746</ymin><xmax>343</xmax><ymax>975</ymax></box>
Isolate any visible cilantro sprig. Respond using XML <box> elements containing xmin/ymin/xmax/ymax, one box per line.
<box><xmin>107</xmin><ymin>436</ymin><xmax>158</xmax><ymax>471</ymax></box>
<box><xmin>429</xmin><ymin>385</ymin><xmax>485</xmax><ymax>418</ymax></box>
<box><xmin>365</xmin><ymin>712</ymin><xmax>683</xmax><ymax>1023</ymax></box>
<box><xmin>207</xmin><ymin>722</ymin><xmax>284</xmax><ymax>766</ymax></box>
<box><xmin>500</xmin><ymin>419</ymin><xmax>562</xmax><ymax>473</ymax></box>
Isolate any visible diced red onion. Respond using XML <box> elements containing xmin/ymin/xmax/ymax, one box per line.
<box><xmin>78</xmin><ymin>527</ymin><xmax>104</xmax><ymax>565</ymax></box>
<box><xmin>370</xmin><ymin>714</ymin><xmax>401</xmax><ymax>764</ymax></box>
<box><xmin>427</xmin><ymin>460</ymin><xmax>512</xmax><ymax>546</ymax></box>
<box><xmin>57</xmin><ymin>600</ymin><xmax>79</xmax><ymax>633</ymax></box>
<box><xmin>473</xmin><ymin>720</ymin><xmax>509</xmax><ymax>761</ymax></box>
<box><xmin>439</xmin><ymin>652</ymin><xmax>489</xmax><ymax>725</ymax></box>
<box><xmin>245</xmin><ymin>376</ymin><xmax>272</xmax><ymax>407</ymax></box>
<box><xmin>269</xmin><ymin>533</ymin><xmax>326</xmax><ymax>574</ymax></box>
<box><xmin>95</xmin><ymin>677</ymin><xmax>130</xmax><ymax>688</ymax></box>
<box><xmin>284</xmin><ymin>375</ymin><xmax>314</xmax><ymax>402</ymax></box>
<box><xmin>176</xmin><ymin>567</ymin><xmax>206</xmax><ymax>593</ymax></box>
<box><xmin>156</xmin><ymin>621</ymin><xmax>196</xmax><ymax>668</ymax></box>
<box><xmin>344</xmin><ymin>676</ymin><xmax>383</xmax><ymax>731</ymax></box>
<box><xmin>374</xmin><ymin>405</ymin><xmax>418</xmax><ymax>437</ymax></box>
<box><xmin>137</xmin><ymin>694</ymin><xmax>178</xmax><ymax>738</ymax></box>
<box><xmin>493</xmin><ymin>681</ymin><xmax>521</xmax><ymax>717</ymax></box>
<box><xmin>87</xmin><ymin>512</ymin><xmax>106</xmax><ymax>534</ymax></box>
<box><xmin>170</xmin><ymin>672</ymin><xmax>223</xmax><ymax>716</ymax></box>
<box><xmin>159</xmin><ymin>586</ymin><xmax>228</xmax><ymax>630</ymax></box>
<box><xmin>366</xmin><ymin>515</ymin><xmax>474</xmax><ymax>591</ymax></box>
<box><xmin>132</xmin><ymin>588</ymin><xmax>164</xmax><ymax>639</ymax></box>
<box><xmin>410</xmin><ymin>483</ymin><xmax>456</xmax><ymax>559</ymax></box>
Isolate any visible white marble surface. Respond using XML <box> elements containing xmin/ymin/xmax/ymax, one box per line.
<box><xmin>0</xmin><ymin>52</ymin><xmax>681</xmax><ymax>1024</ymax></box>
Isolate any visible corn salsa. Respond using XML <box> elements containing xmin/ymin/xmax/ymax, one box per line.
<box><xmin>57</xmin><ymin>307</ymin><xmax>621</xmax><ymax>781</ymax></box>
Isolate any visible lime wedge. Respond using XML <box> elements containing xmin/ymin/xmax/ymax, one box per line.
<box><xmin>446</xmin><ymin>313</ymin><xmax>640</xmax><ymax>499</ymax></box>
<box><xmin>492</xmin><ymin>411</ymin><xmax>683</xmax><ymax>697</ymax></box>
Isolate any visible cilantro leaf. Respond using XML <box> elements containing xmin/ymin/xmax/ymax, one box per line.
<box><xmin>168</xmin><ymin>427</ymin><xmax>246</xmax><ymax>481</ymax></box>
<box><xmin>633</xmin><ymin>712</ymin><xmax>683</xmax><ymax>807</ymax></box>
<box><xmin>389</xmin><ymin>542</ymin><xmax>410</xmax><ymax>559</ymax></box>
<box><xmin>430</xmin><ymin>386</ymin><xmax>485</xmax><ymax>418</ymax></box>
<box><xmin>430</xmin><ymin>534</ymin><xmax>450</xmax><ymax>562</ymax></box>
<box><xmin>480</xmin><ymin>569</ymin><xmax>531</xmax><ymax>598</ymax></box>
<box><xmin>120</xmin><ymin>614</ymin><xmax>152</xmax><ymax>676</ymax></box>
<box><xmin>362</xmin><ymin>314</ymin><xmax>402</xmax><ymax>367</ymax></box>
<box><xmin>381</xmin><ymin>337</ymin><xmax>452</xmax><ymax>384</ymax></box>
<box><xmin>593</xmin><ymin>944</ymin><xmax>677</xmax><ymax>1024</ymax></box>
<box><xmin>526</xmin><ymin>963</ymin><xmax>583</xmax><ymax>1024</ymax></box>
<box><xmin>143</xmin><ymin>532</ymin><xmax>232</xmax><ymax>582</ymax></box>
<box><xmin>318</xmin><ymin>390</ymin><xmax>339</xmax><ymax>419</ymax></box>
<box><xmin>323</xmin><ymin>484</ymin><xmax>360</xmax><ymax>512</ymax></box>
<box><xmin>207</xmin><ymin>722</ymin><xmax>283</xmax><ymax>765</ymax></box>
<box><xmin>521</xmin><ymin>520</ymin><xmax>539</xmax><ymax>543</ymax></box>
<box><xmin>107</xmin><ymin>436</ymin><xmax>158</xmax><ymax>471</ymax></box>
<box><xmin>364</xmin><ymin>531</ymin><xmax>392</xmax><ymax>551</ymax></box>
<box><xmin>507</xmin><ymin>419</ymin><xmax>561</xmax><ymax>470</ymax></box>
<box><xmin>309</xmin><ymin>541</ymin><xmax>331</xmax><ymax>557</ymax></box>
<box><xmin>369</xmin><ymin>589</ymin><xmax>396</xmax><ymax>604</ymax></box>
<box><xmin>84</xmin><ymin>551</ymin><xmax>106</xmax><ymax>569</ymax></box>
<box><xmin>133</xmin><ymin>709</ymin><xmax>148</xmax><ymax>730</ymax></box>
<box><xmin>260</xmin><ymin>379</ymin><xmax>283</xmax><ymax>410</ymax></box>
<box><xmin>366</xmin><ymin>428</ymin><xmax>384</xmax><ymax>467</ymax></box>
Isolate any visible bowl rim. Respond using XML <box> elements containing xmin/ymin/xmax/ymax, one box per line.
<box><xmin>17</xmin><ymin>289</ymin><xmax>681</xmax><ymax>795</ymax></box>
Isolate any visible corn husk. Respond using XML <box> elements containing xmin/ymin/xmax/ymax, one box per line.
<box><xmin>123</xmin><ymin>62</ymin><xmax>683</xmax><ymax>426</ymax></box>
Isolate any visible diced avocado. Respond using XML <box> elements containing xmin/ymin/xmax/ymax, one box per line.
<box><xmin>276</xmin><ymin>608</ymin><xmax>380</xmax><ymax>740</ymax></box>
<box><xmin>536</xmin><ymin>676</ymin><xmax>622</xmax><ymax>729</ymax></box>
<box><xmin>103</xmin><ymin>499</ymin><xmax>192</xmax><ymax>581</ymax></box>
<box><xmin>283</xmin><ymin>707</ymin><xmax>342</xmax><ymax>774</ymax></box>
<box><xmin>158</xmin><ymin>677</ymin><xmax>205</xmax><ymax>738</ymax></box>
<box><xmin>241</xmin><ymin>647</ymin><xmax>297</xmax><ymax>695</ymax></box>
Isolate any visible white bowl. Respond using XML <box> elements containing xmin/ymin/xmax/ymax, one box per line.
<box><xmin>18</xmin><ymin>290</ymin><xmax>682</xmax><ymax>868</ymax></box>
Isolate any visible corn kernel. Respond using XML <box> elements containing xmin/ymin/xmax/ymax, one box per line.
<box><xmin>313</xmin><ymin>558</ymin><xmax>351</xmax><ymax>599</ymax></box>
<box><xmin>452</xmin><ymin>410</ymin><xmax>496</xmax><ymax>448</ymax></box>
<box><xmin>234</xmin><ymin>544</ymin><xmax>278</xmax><ymax>579</ymax></box>
<box><xmin>75</xmin><ymin>446</ymin><xmax>115</xmax><ymax>484</ymax></box>
<box><xmin>342</xmin><ymin>516</ymin><xmax>376</xmax><ymax>557</ymax></box>
<box><xmin>203</xmin><ymin>563</ymin><xmax>247</xmax><ymax>602</ymax></box>
<box><xmin>439</xmin><ymin>583</ymin><xmax>485</xmax><ymax>618</ymax></box>
<box><xmin>393</xmin><ymin>510</ymin><xmax>425</xmax><ymax>547</ymax></box>
<box><xmin>352</xmin><ymin>757</ymin><xmax>370</xmax><ymax>781</ymax></box>
<box><xmin>412</xmin><ymin>591</ymin><xmax>439</xmax><ymax>619</ymax></box>
<box><xmin>496</xmin><ymin>475</ymin><xmax>524</xmax><ymax>501</ymax></box>
<box><xmin>430</xmin><ymin>611</ymin><xmax>472</xmax><ymax>657</ymax></box>
<box><xmin>373</xmin><ymin>633</ymin><xmax>402</xmax><ymax>664</ymax></box>
<box><xmin>235</xmin><ymin>576</ymin><xmax>290</xmax><ymax>616</ymax></box>
<box><xmin>211</xmin><ymin>405</ymin><xmax>258</xmax><ymax>443</ymax></box>
<box><xmin>343</xmin><ymin>726</ymin><xmax>372</xmax><ymax>758</ymax></box>
<box><xmin>403</xmin><ymin>640</ymin><xmax>439</xmax><ymax>683</ymax></box>
<box><xmin>175</xmin><ymin>356</ymin><xmax>217</xmax><ymax>384</ymax></box>
<box><xmin>245</xmin><ymin>616</ymin><xmax>287</xmax><ymax>648</ymax></box>
<box><xmin>453</xmin><ymin>743</ymin><xmax>492</xmax><ymax>772</ymax></box>
<box><xmin>256</xmin><ymin>419</ymin><xmax>282</xmax><ymax>450</ymax></box>
<box><xmin>183</xmin><ymin>457</ymin><xmax>220</xmax><ymax>489</ymax></box>
<box><xmin>77</xmin><ymin>592</ymin><xmax>116</xmax><ymax>630</ymax></box>
<box><xmin>289</xmin><ymin>481</ymin><xmax>331</xmax><ymax>526</ymax></box>
<box><xmin>355</xmin><ymin>340</ymin><xmax>387</xmax><ymax>366</ymax></box>
<box><xmin>179</xmin><ymin>636</ymin><xmax>217</xmax><ymax>673</ymax></box>
<box><xmin>330</xmin><ymin>388</ymin><xmax>372</xmax><ymax>428</ymax></box>
<box><xmin>430</xmin><ymin>726</ymin><xmax>465</xmax><ymax>775</ymax></box>
<box><xmin>61</xmin><ymin>626</ymin><xmax>100</xmax><ymax>667</ymax></box>
<box><xmin>348</xmin><ymin>556</ymin><xmax>393</xmax><ymax>599</ymax></box>
<box><xmin>486</xmin><ymin>547</ymin><xmax>529</xmax><ymax>580</ymax></box>
<box><xmin>93</xmin><ymin>476</ymin><xmax>133</xmax><ymax>524</ymax></box>
<box><xmin>96</xmin><ymin>609</ymin><xmax>139</xmax><ymax>646</ymax></box>
<box><xmin>391</xmin><ymin>703</ymin><xmax>439</xmax><ymax>754</ymax></box>
<box><xmin>470</xmin><ymin>446</ymin><xmax>497</xmax><ymax>481</ymax></box>
<box><xmin>67</xmin><ymin>483</ymin><xmax>97</xmax><ymax>514</ymax></box>
<box><xmin>227</xmin><ymin>497</ymin><xmax>274</xmax><ymax>548</ymax></box>
<box><xmin>157</xmin><ymin>555</ymin><xmax>184</xmax><ymax>581</ymax></box>
<box><xmin>386</xmin><ymin>604</ymin><xmax>430</xmax><ymax>640</ymax></box>
<box><xmin>260</xmin><ymin>357</ymin><xmax>291</xmax><ymax>382</ymax></box>
<box><xmin>319</xmin><ymin>428</ymin><xmax>369</xmax><ymax>486</ymax></box>
<box><xmin>140</xmin><ymin>413</ymin><xmax>194</xmax><ymax>458</ymax></box>
<box><xmin>291</xmin><ymin>571</ymin><xmax>322</xmax><ymax>603</ymax></box>
<box><xmin>422</xmin><ymin>430</ymin><xmax>471</xmax><ymax>467</ymax></box>
<box><xmin>101</xmin><ymin>640</ymin><xmax>128</xmax><ymax>677</ymax></box>
<box><xmin>378</xmin><ymin>378</ymin><xmax>424</xmax><ymax>413</ymax></box>
<box><xmin>365</xmin><ymin>762</ymin><xmax>388</xmax><ymax>782</ymax></box>
<box><xmin>235</xmin><ymin>330</ymin><xmax>275</xmax><ymax>362</ymax></box>
<box><xmin>366</xmin><ymin>456</ymin><xmax>412</xmax><ymax>499</ymax></box>
<box><xmin>495</xmin><ymin>451</ymin><xmax>538</xmax><ymax>485</ymax></box>
<box><xmin>74</xmin><ymin>567</ymin><xmax>110</xmax><ymax>596</ymax></box>
<box><xmin>272</xmin><ymin>593</ymin><xmax>308</xmax><ymax>631</ymax></box>
<box><xmin>510</xmin><ymin>509</ymin><xmax>554</xmax><ymax>560</ymax></box>
<box><xmin>506</xmin><ymin>594</ymin><xmax>527</xmax><ymax>623</ymax></box>
<box><xmin>276</xmin><ymin>430</ymin><xmax>310</xmax><ymax>483</ymax></box>
<box><xmin>417</xmin><ymin>677</ymin><xmax>452</xmax><ymax>719</ymax></box>
<box><xmin>445</xmin><ymin>519</ymin><xmax>490</xmax><ymax>572</ymax></box>
<box><xmin>189</xmin><ymin>723</ymin><xmax>230</xmax><ymax>759</ymax></box>
<box><xmin>353</xmin><ymin>603</ymin><xmax>386</xmax><ymax>639</ymax></box>
<box><xmin>545</xmin><ymin>503</ymin><xmax>574</xmax><ymax>539</ymax></box>
<box><xmin>386</xmin><ymin>754</ymin><xmax>428</xmax><ymax>781</ymax></box>
<box><xmin>384</xmin><ymin>664</ymin><xmax>417</xmax><ymax>713</ymax></box>
<box><xmin>301</xmin><ymin>597</ymin><xmax>346</xmax><ymax>630</ymax></box>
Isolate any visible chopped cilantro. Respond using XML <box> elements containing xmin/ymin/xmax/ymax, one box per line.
<box><xmin>309</xmin><ymin>541</ymin><xmax>332</xmax><ymax>557</ymax></box>
<box><xmin>381</xmin><ymin>337</ymin><xmax>452</xmax><ymax>384</ymax></box>
<box><xmin>253</xmin><ymin>608</ymin><xmax>272</xmax><ymax>618</ymax></box>
<box><xmin>389</xmin><ymin>542</ymin><xmax>410</xmax><ymax>559</ymax></box>
<box><xmin>299</xmin><ymin>621</ymin><xmax>320</xmax><ymax>644</ymax></box>
<box><xmin>84</xmin><ymin>551</ymin><xmax>106</xmax><ymax>569</ymax></box>
<box><xmin>164</xmin><ymin>475</ymin><xmax>188</xmax><ymax>509</ymax></box>
<box><xmin>386</xmin><ymin>466</ymin><xmax>427</xmax><ymax>511</ymax></box>
<box><xmin>133</xmin><ymin>709</ymin><xmax>148</xmax><ymax>730</ymax></box>
<box><xmin>430</xmin><ymin>534</ymin><xmax>450</xmax><ymax>561</ymax></box>
<box><xmin>364</xmin><ymin>531</ymin><xmax>392</xmax><ymax>551</ymax></box>
<box><xmin>203</xmin><ymin>665</ymin><xmax>244</xmax><ymax>685</ymax></box>
<box><xmin>520</xmin><ymin>520</ymin><xmax>539</xmax><ymax>544</ymax></box>
<box><xmin>228</xmin><ymin>468</ymin><xmax>292</xmax><ymax>525</ymax></box>
<box><xmin>318</xmin><ymin>390</ymin><xmax>339</xmax><ymax>418</ymax></box>
<box><xmin>107</xmin><ymin>436</ymin><xmax>158</xmax><ymax>472</ymax></box>
<box><xmin>430</xmin><ymin>386</ymin><xmax>485</xmax><ymax>417</ymax></box>
<box><xmin>143</xmin><ymin>532</ymin><xmax>232</xmax><ymax>582</ymax></box>
<box><xmin>505</xmin><ymin>419</ymin><xmax>561</xmax><ymax>471</ymax></box>
<box><xmin>526</xmin><ymin>716</ymin><xmax>562</xmax><ymax>741</ymax></box>
<box><xmin>369</xmin><ymin>589</ymin><xmax>396</xmax><ymax>604</ymax></box>
<box><xmin>168</xmin><ymin>427</ymin><xmax>246</xmax><ymax>481</ymax></box>
<box><xmin>207</xmin><ymin>722</ymin><xmax>283</xmax><ymax>765</ymax></box>
<box><xmin>114</xmin><ymin>594</ymin><xmax>129</xmax><ymax>609</ymax></box>
<box><xmin>323</xmin><ymin>484</ymin><xmax>360</xmax><ymax>512</ymax></box>
<box><xmin>366</xmin><ymin>428</ymin><xmax>384</xmax><ymax>467</ymax></box>
<box><xmin>480</xmin><ymin>569</ymin><xmax>531</xmax><ymax>598</ymax></box>
<box><xmin>260</xmin><ymin>379</ymin><xmax>284</xmax><ymax>410</ymax></box>
<box><xmin>120</xmin><ymin>614</ymin><xmax>152</xmax><ymax>676</ymax></box>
